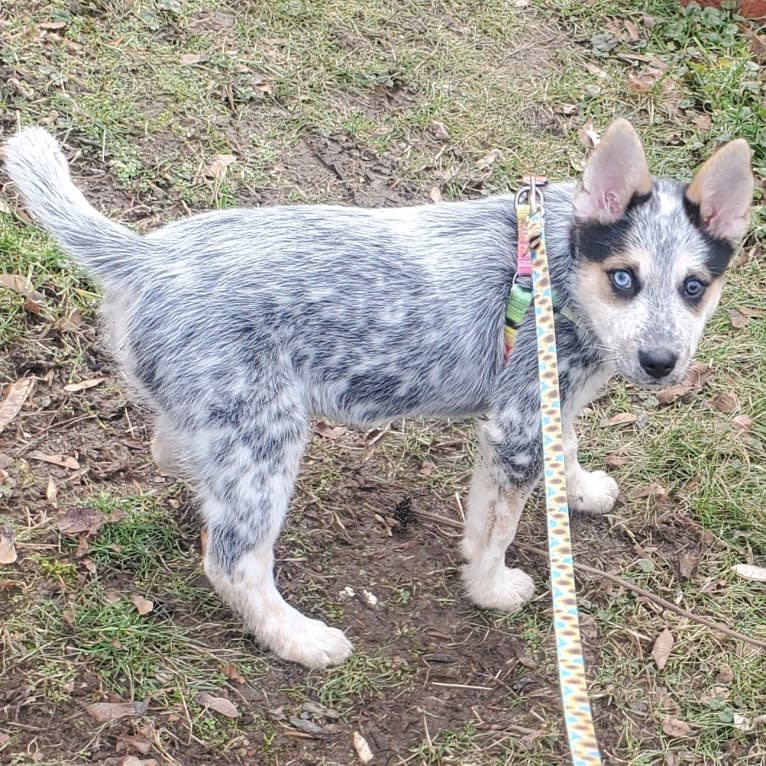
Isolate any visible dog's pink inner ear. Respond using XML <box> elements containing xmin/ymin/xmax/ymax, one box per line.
<box><xmin>685</xmin><ymin>139</ymin><xmax>754</xmax><ymax>243</ymax></box>
<box><xmin>573</xmin><ymin>118</ymin><xmax>651</xmax><ymax>225</ymax></box>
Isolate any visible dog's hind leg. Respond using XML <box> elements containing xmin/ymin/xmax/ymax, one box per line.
<box><xmin>188</xmin><ymin>393</ymin><xmax>353</xmax><ymax>668</ymax></box>
<box><xmin>461</xmin><ymin>421</ymin><xmax>536</xmax><ymax>612</ymax></box>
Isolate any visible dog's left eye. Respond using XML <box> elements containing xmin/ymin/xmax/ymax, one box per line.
<box><xmin>682</xmin><ymin>278</ymin><xmax>706</xmax><ymax>299</ymax></box>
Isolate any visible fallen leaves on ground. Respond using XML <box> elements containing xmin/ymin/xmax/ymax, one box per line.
<box><xmin>652</xmin><ymin>628</ymin><xmax>674</xmax><ymax>670</ymax></box>
<box><xmin>707</xmin><ymin>392</ymin><xmax>739</xmax><ymax>414</ymax></box>
<box><xmin>119</xmin><ymin>757</ymin><xmax>157</xmax><ymax>766</ymax></box>
<box><xmin>205</xmin><ymin>154</ymin><xmax>236</xmax><ymax>182</ymax></box>
<box><xmin>0</xmin><ymin>527</ymin><xmax>18</xmax><ymax>565</ymax></box>
<box><xmin>86</xmin><ymin>700</ymin><xmax>148</xmax><ymax>723</ymax></box>
<box><xmin>661</xmin><ymin>716</ymin><xmax>693</xmax><ymax>738</ymax></box>
<box><xmin>577</xmin><ymin>118</ymin><xmax>600</xmax><ymax>150</ymax></box>
<box><xmin>222</xmin><ymin>663</ymin><xmax>244</xmax><ymax>684</ymax></box>
<box><xmin>732</xmin><ymin>564</ymin><xmax>766</xmax><ymax>582</ymax></box>
<box><xmin>0</xmin><ymin>378</ymin><xmax>35</xmax><ymax>433</ymax></box>
<box><xmin>656</xmin><ymin>362</ymin><xmax>714</xmax><ymax>405</ymax></box>
<box><xmin>64</xmin><ymin>377</ymin><xmax>106</xmax><ymax>393</ymax></box>
<box><xmin>606</xmin><ymin>412</ymin><xmax>638</xmax><ymax>427</ymax></box>
<box><xmin>130</xmin><ymin>594</ymin><xmax>154</xmax><ymax>615</ymax></box>
<box><xmin>57</xmin><ymin>506</ymin><xmax>125</xmax><ymax>537</ymax></box>
<box><xmin>29</xmin><ymin>450</ymin><xmax>79</xmax><ymax>470</ymax></box>
<box><xmin>313</xmin><ymin>421</ymin><xmax>349</xmax><ymax>439</ymax></box>
<box><xmin>0</xmin><ymin>273</ymin><xmax>45</xmax><ymax>302</ymax></box>
<box><xmin>194</xmin><ymin>692</ymin><xmax>239</xmax><ymax>718</ymax></box>
<box><xmin>353</xmin><ymin>731</ymin><xmax>374</xmax><ymax>764</ymax></box>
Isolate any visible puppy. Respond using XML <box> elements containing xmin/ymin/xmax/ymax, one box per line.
<box><xmin>4</xmin><ymin>119</ymin><xmax>753</xmax><ymax>667</ymax></box>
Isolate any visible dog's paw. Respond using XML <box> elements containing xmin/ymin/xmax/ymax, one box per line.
<box><xmin>463</xmin><ymin>565</ymin><xmax>535</xmax><ymax>612</ymax></box>
<box><xmin>264</xmin><ymin>613</ymin><xmax>353</xmax><ymax>669</ymax></box>
<box><xmin>567</xmin><ymin>469</ymin><xmax>619</xmax><ymax>514</ymax></box>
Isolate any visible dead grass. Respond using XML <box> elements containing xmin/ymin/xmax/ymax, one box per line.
<box><xmin>0</xmin><ymin>0</ymin><xmax>764</xmax><ymax>764</ymax></box>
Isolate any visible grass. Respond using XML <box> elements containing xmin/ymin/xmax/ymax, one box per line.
<box><xmin>0</xmin><ymin>0</ymin><xmax>764</xmax><ymax>764</ymax></box>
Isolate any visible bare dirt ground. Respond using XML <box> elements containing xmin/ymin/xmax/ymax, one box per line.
<box><xmin>1</xmin><ymin>2</ymin><xmax>765</xmax><ymax>765</ymax></box>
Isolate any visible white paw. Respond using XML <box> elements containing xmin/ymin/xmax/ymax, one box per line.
<box><xmin>260</xmin><ymin>610</ymin><xmax>353</xmax><ymax>668</ymax></box>
<box><xmin>463</xmin><ymin>564</ymin><xmax>535</xmax><ymax>612</ymax></box>
<box><xmin>568</xmin><ymin>469</ymin><xmax>619</xmax><ymax>514</ymax></box>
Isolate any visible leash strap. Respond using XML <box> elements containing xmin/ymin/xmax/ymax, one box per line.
<box><xmin>527</xmin><ymin>189</ymin><xmax>602</xmax><ymax>766</ymax></box>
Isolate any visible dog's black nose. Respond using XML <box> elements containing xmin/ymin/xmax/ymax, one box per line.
<box><xmin>638</xmin><ymin>349</ymin><xmax>677</xmax><ymax>380</ymax></box>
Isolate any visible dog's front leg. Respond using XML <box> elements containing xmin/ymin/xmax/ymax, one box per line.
<box><xmin>461</xmin><ymin>421</ymin><xmax>536</xmax><ymax>612</ymax></box>
<box><xmin>563</xmin><ymin>422</ymin><xmax>619</xmax><ymax>514</ymax></box>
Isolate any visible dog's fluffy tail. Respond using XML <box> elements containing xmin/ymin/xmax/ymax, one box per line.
<box><xmin>4</xmin><ymin>127</ymin><xmax>146</xmax><ymax>286</ymax></box>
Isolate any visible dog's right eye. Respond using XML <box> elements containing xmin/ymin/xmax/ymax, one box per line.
<box><xmin>609</xmin><ymin>269</ymin><xmax>638</xmax><ymax>297</ymax></box>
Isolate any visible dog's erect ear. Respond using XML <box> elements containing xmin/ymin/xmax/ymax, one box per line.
<box><xmin>573</xmin><ymin>118</ymin><xmax>651</xmax><ymax>225</ymax></box>
<box><xmin>685</xmin><ymin>139</ymin><xmax>753</xmax><ymax>243</ymax></box>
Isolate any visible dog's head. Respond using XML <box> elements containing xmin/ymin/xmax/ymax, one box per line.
<box><xmin>571</xmin><ymin>119</ymin><xmax>753</xmax><ymax>388</ymax></box>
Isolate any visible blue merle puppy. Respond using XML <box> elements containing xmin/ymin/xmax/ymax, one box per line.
<box><xmin>4</xmin><ymin>119</ymin><xmax>753</xmax><ymax>667</ymax></box>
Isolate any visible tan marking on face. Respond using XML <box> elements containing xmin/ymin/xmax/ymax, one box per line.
<box><xmin>695</xmin><ymin>276</ymin><xmax>723</xmax><ymax>319</ymax></box>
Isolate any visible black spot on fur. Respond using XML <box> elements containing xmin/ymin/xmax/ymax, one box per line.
<box><xmin>572</xmin><ymin>191</ymin><xmax>653</xmax><ymax>262</ymax></box>
<box><xmin>682</xmin><ymin>192</ymin><xmax>734</xmax><ymax>276</ymax></box>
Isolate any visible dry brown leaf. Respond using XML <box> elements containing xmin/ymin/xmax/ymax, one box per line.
<box><xmin>652</xmin><ymin>628</ymin><xmax>674</xmax><ymax>670</ymax></box>
<box><xmin>116</xmin><ymin>733</ymin><xmax>152</xmax><ymax>755</ymax></box>
<box><xmin>0</xmin><ymin>454</ymin><xmax>11</xmax><ymax>470</ymax></box>
<box><xmin>476</xmin><ymin>149</ymin><xmax>501</xmax><ymax>170</ymax></box>
<box><xmin>605</xmin><ymin>454</ymin><xmax>628</xmax><ymax>468</ymax></box>
<box><xmin>578</xmin><ymin>118</ymin><xmax>600</xmax><ymax>150</ymax></box>
<box><xmin>222</xmin><ymin>663</ymin><xmax>244</xmax><ymax>684</ymax></box>
<box><xmin>57</xmin><ymin>506</ymin><xmax>124</xmax><ymax>537</ymax></box>
<box><xmin>627</xmin><ymin>68</ymin><xmax>663</xmax><ymax>92</ymax></box>
<box><xmin>429</xmin><ymin>121</ymin><xmax>449</xmax><ymax>140</ymax></box>
<box><xmin>0</xmin><ymin>527</ymin><xmax>18</xmax><ymax>565</ymax></box>
<box><xmin>353</xmin><ymin>731</ymin><xmax>374</xmax><ymax>764</ymax></box>
<box><xmin>62</xmin><ymin>607</ymin><xmax>76</xmax><ymax>627</ymax></box>
<box><xmin>86</xmin><ymin>700</ymin><xmax>148</xmax><ymax>723</ymax></box>
<box><xmin>732</xmin><ymin>414</ymin><xmax>753</xmax><ymax>432</ymax></box>
<box><xmin>624</xmin><ymin>19</ymin><xmax>640</xmax><ymax>41</ymax></box>
<box><xmin>678</xmin><ymin>551</ymin><xmax>699</xmax><ymax>579</ymax></box>
<box><xmin>735</xmin><ymin>305</ymin><xmax>766</xmax><ymax>319</ymax></box>
<box><xmin>429</xmin><ymin>187</ymin><xmax>442</xmax><ymax>203</ymax></box>
<box><xmin>732</xmin><ymin>564</ymin><xmax>766</xmax><ymax>582</ymax></box>
<box><xmin>130</xmin><ymin>594</ymin><xmax>154</xmax><ymax>616</ymax></box>
<box><xmin>0</xmin><ymin>378</ymin><xmax>35</xmax><ymax>433</ymax></box>
<box><xmin>716</xmin><ymin>664</ymin><xmax>734</xmax><ymax>684</ymax></box>
<box><xmin>46</xmin><ymin>476</ymin><xmax>58</xmax><ymax>504</ymax></box>
<box><xmin>656</xmin><ymin>362</ymin><xmax>714</xmax><ymax>404</ymax></box>
<box><xmin>119</xmin><ymin>757</ymin><xmax>157</xmax><ymax>766</ymax></box>
<box><xmin>206</xmin><ymin>154</ymin><xmax>236</xmax><ymax>182</ymax></box>
<box><xmin>0</xmin><ymin>274</ymin><xmax>45</xmax><ymax>302</ymax></box>
<box><xmin>707</xmin><ymin>392</ymin><xmax>739</xmax><ymax>413</ymax></box>
<box><xmin>254</xmin><ymin>78</ymin><xmax>274</xmax><ymax>96</ymax></box>
<box><xmin>0</xmin><ymin>731</ymin><xmax>10</xmax><ymax>746</ymax></box>
<box><xmin>661</xmin><ymin>717</ymin><xmax>693</xmax><ymax>738</ymax></box>
<box><xmin>64</xmin><ymin>377</ymin><xmax>106</xmax><ymax>393</ymax></box>
<box><xmin>607</xmin><ymin>412</ymin><xmax>638</xmax><ymax>427</ymax></box>
<box><xmin>57</xmin><ymin>308</ymin><xmax>84</xmax><ymax>331</ymax></box>
<box><xmin>29</xmin><ymin>450</ymin><xmax>79</xmax><ymax>470</ymax></box>
<box><xmin>313</xmin><ymin>421</ymin><xmax>349</xmax><ymax>439</ymax></box>
<box><xmin>693</xmin><ymin>113</ymin><xmax>712</xmax><ymax>133</ymax></box>
<box><xmin>630</xmin><ymin>482</ymin><xmax>669</xmax><ymax>503</ymax></box>
<box><xmin>179</xmin><ymin>53</ymin><xmax>207</xmax><ymax>66</ymax></box>
<box><xmin>194</xmin><ymin>692</ymin><xmax>240</xmax><ymax>718</ymax></box>
<box><xmin>728</xmin><ymin>308</ymin><xmax>749</xmax><ymax>329</ymax></box>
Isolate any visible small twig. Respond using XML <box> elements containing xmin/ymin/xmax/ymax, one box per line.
<box><xmin>516</xmin><ymin>543</ymin><xmax>766</xmax><ymax>652</ymax></box>
<box><xmin>411</xmin><ymin>508</ymin><xmax>766</xmax><ymax>651</ymax></box>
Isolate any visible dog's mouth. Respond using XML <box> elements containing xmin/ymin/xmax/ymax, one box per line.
<box><xmin>619</xmin><ymin>362</ymin><xmax>690</xmax><ymax>390</ymax></box>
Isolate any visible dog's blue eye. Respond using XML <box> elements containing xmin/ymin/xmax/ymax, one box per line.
<box><xmin>610</xmin><ymin>269</ymin><xmax>634</xmax><ymax>293</ymax></box>
<box><xmin>683</xmin><ymin>278</ymin><xmax>706</xmax><ymax>299</ymax></box>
